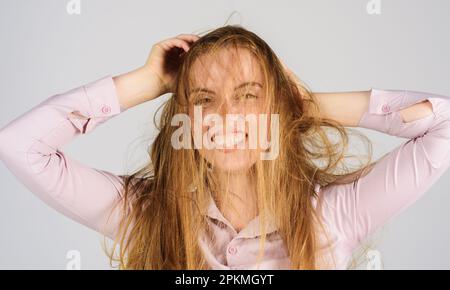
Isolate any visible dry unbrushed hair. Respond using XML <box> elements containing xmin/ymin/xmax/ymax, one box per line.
<box><xmin>105</xmin><ymin>24</ymin><xmax>377</xmax><ymax>269</ymax></box>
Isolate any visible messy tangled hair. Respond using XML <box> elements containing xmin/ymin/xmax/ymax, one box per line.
<box><xmin>106</xmin><ymin>24</ymin><xmax>376</xmax><ymax>269</ymax></box>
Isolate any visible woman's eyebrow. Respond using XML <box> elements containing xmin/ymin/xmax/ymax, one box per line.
<box><xmin>189</xmin><ymin>81</ymin><xmax>263</xmax><ymax>95</ymax></box>
<box><xmin>234</xmin><ymin>81</ymin><xmax>263</xmax><ymax>90</ymax></box>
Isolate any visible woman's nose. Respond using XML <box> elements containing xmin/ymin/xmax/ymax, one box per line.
<box><xmin>217</xmin><ymin>97</ymin><xmax>238</xmax><ymax>116</ymax></box>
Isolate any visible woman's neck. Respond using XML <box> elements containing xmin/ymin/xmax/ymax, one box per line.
<box><xmin>211</xmin><ymin>169</ymin><xmax>258</xmax><ymax>232</ymax></box>
<box><xmin>215</xmin><ymin>170</ymin><xmax>255</xmax><ymax>195</ymax></box>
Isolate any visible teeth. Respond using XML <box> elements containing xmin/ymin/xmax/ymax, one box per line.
<box><xmin>213</xmin><ymin>132</ymin><xmax>246</xmax><ymax>148</ymax></box>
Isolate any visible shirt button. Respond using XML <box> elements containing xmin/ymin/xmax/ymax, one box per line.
<box><xmin>381</xmin><ymin>104</ymin><xmax>390</xmax><ymax>113</ymax></box>
<box><xmin>218</xmin><ymin>221</ymin><xmax>227</xmax><ymax>229</ymax></box>
<box><xmin>101</xmin><ymin>105</ymin><xmax>111</xmax><ymax>114</ymax></box>
<box><xmin>228</xmin><ymin>246</ymin><xmax>237</xmax><ymax>255</ymax></box>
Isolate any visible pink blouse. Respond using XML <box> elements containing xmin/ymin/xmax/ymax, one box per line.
<box><xmin>1</xmin><ymin>76</ymin><xmax>450</xmax><ymax>269</ymax></box>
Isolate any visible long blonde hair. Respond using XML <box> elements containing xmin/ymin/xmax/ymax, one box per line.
<box><xmin>106</xmin><ymin>24</ymin><xmax>376</xmax><ymax>269</ymax></box>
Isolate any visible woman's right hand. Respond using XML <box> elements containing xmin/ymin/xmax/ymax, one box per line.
<box><xmin>144</xmin><ymin>34</ymin><xmax>200</xmax><ymax>95</ymax></box>
<box><xmin>114</xmin><ymin>33</ymin><xmax>200</xmax><ymax>110</ymax></box>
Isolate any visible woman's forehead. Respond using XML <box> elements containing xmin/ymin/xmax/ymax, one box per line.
<box><xmin>189</xmin><ymin>48</ymin><xmax>264</xmax><ymax>91</ymax></box>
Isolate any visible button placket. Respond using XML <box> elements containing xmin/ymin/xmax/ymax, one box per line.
<box><xmin>226</xmin><ymin>240</ymin><xmax>240</xmax><ymax>267</ymax></box>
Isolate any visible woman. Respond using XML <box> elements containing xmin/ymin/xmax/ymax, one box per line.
<box><xmin>0</xmin><ymin>25</ymin><xmax>449</xmax><ymax>270</ymax></box>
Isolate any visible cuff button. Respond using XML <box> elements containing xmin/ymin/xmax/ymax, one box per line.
<box><xmin>381</xmin><ymin>104</ymin><xmax>390</xmax><ymax>113</ymax></box>
<box><xmin>101</xmin><ymin>105</ymin><xmax>111</xmax><ymax>114</ymax></box>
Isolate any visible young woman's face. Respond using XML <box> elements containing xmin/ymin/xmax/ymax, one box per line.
<box><xmin>188</xmin><ymin>47</ymin><xmax>270</xmax><ymax>173</ymax></box>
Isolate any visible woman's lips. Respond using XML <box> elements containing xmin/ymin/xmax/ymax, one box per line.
<box><xmin>210</xmin><ymin>130</ymin><xmax>248</xmax><ymax>151</ymax></box>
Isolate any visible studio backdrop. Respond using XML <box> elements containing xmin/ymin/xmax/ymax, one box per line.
<box><xmin>1</xmin><ymin>0</ymin><xmax>450</xmax><ymax>269</ymax></box>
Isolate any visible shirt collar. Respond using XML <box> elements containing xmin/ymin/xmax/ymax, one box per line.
<box><xmin>205</xmin><ymin>195</ymin><xmax>279</xmax><ymax>238</ymax></box>
<box><xmin>203</xmin><ymin>183</ymin><xmax>321</xmax><ymax>239</ymax></box>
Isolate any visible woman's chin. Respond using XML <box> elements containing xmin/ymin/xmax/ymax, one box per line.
<box><xmin>209</xmin><ymin>149</ymin><xmax>258</xmax><ymax>172</ymax></box>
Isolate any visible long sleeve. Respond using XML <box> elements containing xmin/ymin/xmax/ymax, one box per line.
<box><xmin>0</xmin><ymin>76</ymin><xmax>127</xmax><ymax>240</ymax></box>
<box><xmin>320</xmin><ymin>88</ymin><xmax>450</xmax><ymax>251</ymax></box>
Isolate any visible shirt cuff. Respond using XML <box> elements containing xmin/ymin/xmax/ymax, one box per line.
<box><xmin>84</xmin><ymin>75</ymin><xmax>123</xmax><ymax>117</ymax></box>
<box><xmin>69</xmin><ymin>75</ymin><xmax>124</xmax><ymax>134</ymax></box>
<box><xmin>358</xmin><ymin>88</ymin><xmax>446</xmax><ymax>138</ymax></box>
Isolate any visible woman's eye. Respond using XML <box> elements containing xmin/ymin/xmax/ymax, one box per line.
<box><xmin>238</xmin><ymin>93</ymin><xmax>258</xmax><ymax>100</ymax></box>
<box><xmin>193</xmin><ymin>96</ymin><xmax>212</xmax><ymax>105</ymax></box>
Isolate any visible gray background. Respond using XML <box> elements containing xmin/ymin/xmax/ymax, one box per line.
<box><xmin>0</xmin><ymin>0</ymin><xmax>449</xmax><ymax>269</ymax></box>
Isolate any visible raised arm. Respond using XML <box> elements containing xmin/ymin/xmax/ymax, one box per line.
<box><xmin>317</xmin><ymin>88</ymin><xmax>450</xmax><ymax>250</ymax></box>
<box><xmin>0</xmin><ymin>34</ymin><xmax>200</xmax><ymax>240</ymax></box>
<box><xmin>312</xmin><ymin>90</ymin><xmax>434</xmax><ymax>127</ymax></box>
<box><xmin>0</xmin><ymin>76</ymin><xmax>127</xmax><ymax>239</ymax></box>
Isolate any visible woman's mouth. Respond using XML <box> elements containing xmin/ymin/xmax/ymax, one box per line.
<box><xmin>211</xmin><ymin>130</ymin><xmax>248</xmax><ymax>152</ymax></box>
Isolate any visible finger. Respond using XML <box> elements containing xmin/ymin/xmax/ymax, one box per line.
<box><xmin>173</xmin><ymin>37</ymin><xmax>196</xmax><ymax>52</ymax></box>
<box><xmin>175</xmin><ymin>36</ymin><xmax>198</xmax><ymax>51</ymax></box>
<box><xmin>161</xmin><ymin>38</ymin><xmax>190</xmax><ymax>52</ymax></box>
<box><xmin>176</xmin><ymin>33</ymin><xmax>200</xmax><ymax>43</ymax></box>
